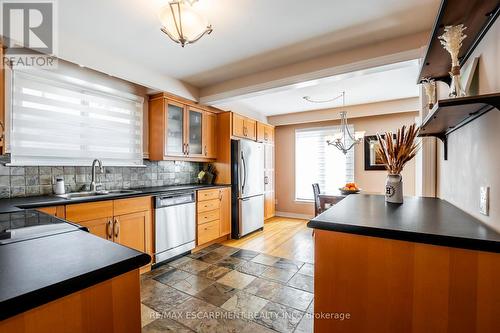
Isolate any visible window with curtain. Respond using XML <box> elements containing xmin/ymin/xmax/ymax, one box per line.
<box><xmin>9</xmin><ymin>68</ymin><xmax>144</xmax><ymax>166</ymax></box>
<box><xmin>295</xmin><ymin>126</ymin><xmax>355</xmax><ymax>201</ymax></box>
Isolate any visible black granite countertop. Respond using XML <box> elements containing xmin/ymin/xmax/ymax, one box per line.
<box><xmin>308</xmin><ymin>194</ymin><xmax>500</xmax><ymax>253</ymax></box>
<box><xmin>0</xmin><ymin>220</ymin><xmax>150</xmax><ymax>320</ymax></box>
<box><xmin>0</xmin><ymin>183</ymin><xmax>231</xmax><ymax>213</ymax></box>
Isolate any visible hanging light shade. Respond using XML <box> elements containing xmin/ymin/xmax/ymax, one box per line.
<box><xmin>159</xmin><ymin>0</ymin><xmax>213</xmax><ymax>47</ymax></box>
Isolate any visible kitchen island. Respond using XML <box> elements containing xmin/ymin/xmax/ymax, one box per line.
<box><xmin>0</xmin><ymin>210</ymin><xmax>151</xmax><ymax>333</ymax></box>
<box><xmin>308</xmin><ymin>195</ymin><xmax>500</xmax><ymax>333</ymax></box>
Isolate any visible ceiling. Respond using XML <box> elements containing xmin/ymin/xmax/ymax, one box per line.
<box><xmin>213</xmin><ymin>60</ymin><xmax>420</xmax><ymax>116</ymax></box>
<box><xmin>58</xmin><ymin>0</ymin><xmax>440</xmax><ymax>89</ymax></box>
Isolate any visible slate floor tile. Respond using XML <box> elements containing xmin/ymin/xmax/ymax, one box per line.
<box><xmin>172</xmin><ymin>274</ymin><xmax>215</xmax><ymax>296</ymax></box>
<box><xmin>287</xmin><ymin>273</ymin><xmax>313</xmax><ymax>293</ymax></box>
<box><xmin>198</xmin><ymin>251</ymin><xmax>225</xmax><ymax>264</ymax></box>
<box><xmin>141</xmin><ymin>304</ymin><xmax>160</xmax><ymax>327</ymax></box>
<box><xmin>194</xmin><ymin>282</ymin><xmax>238</xmax><ymax>307</ymax></box>
<box><xmin>154</xmin><ymin>268</ymin><xmax>191</xmax><ymax>286</ymax></box>
<box><xmin>198</xmin><ymin>265</ymin><xmax>231</xmax><ymax>280</ymax></box>
<box><xmin>215</xmin><ymin>256</ymin><xmax>246</xmax><ymax>270</ymax></box>
<box><xmin>142</xmin><ymin>281</ymin><xmax>192</xmax><ymax>313</ymax></box>
<box><xmin>178</xmin><ymin>259</ymin><xmax>211</xmax><ymax>274</ymax></box>
<box><xmin>297</xmin><ymin>263</ymin><xmax>314</xmax><ymax>277</ymax></box>
<box><xmin>231</xmin><ymin>249</ymin><xmax>260</xmax><ymax>261</ymax></box>
<box><xmin>244</xmin><ymin>277</ymin><xmax>283</xmax><ymax>300</ymax></box>
<box><xmin>237</xmin><ymin>261</ymin><xmax>269</xmax><ymax>277</ymax></box>
<box><xmin>221</xmin><ymin>290</ymin><xmax>268</xmax><ymax>314</ymax></box>
<box><xmin>294</xmin><ymin>313</ymin><xmax>313</xmax><ymax>333</ymax></box>
<box><xmin>142</xmin><ymin>318</ymin><xmax>195</xmax><ymax>332</ymax></box>
<box><xmin>261</xmin><ymin>267</ymin><xmax>296</xmax><ymax>283</ymax></box>
<box><xmin>255</xmin><ymin>301</ymin><xmax>304</xmax><ymax>333</ymax></box>
<box><xmin>270</xmin><ymin>285</ymin><xmax>313</xmax><ymax>312</ymax></box>
<box><xmin>251</xmin><ymin>253</ymin><xmax>280</xmax><ymax>266</ymax></box>
<box><xmin>217</xmin><ymin>270</ymin><xmax>256</xmax><ymax>289</ymax></box>
<box><xmin>211</xmin><ymin>245</ymin><xmax>239</xmax><ymax>257</ymax></box>
<box><xmin>168</xmin><ymin>256</ymin><xmax>193</xmax><ymax>268</ymax></box>
<box><xmin>272</xmin><ymin>258</ymin><xmax>304</xmax><ymax>271</ymax></box>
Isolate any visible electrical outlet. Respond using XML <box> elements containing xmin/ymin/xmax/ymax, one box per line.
<box><xmin>480</xmin><ymin>186</ymin><xmax>489</xmax><ymax>216</ymax></box>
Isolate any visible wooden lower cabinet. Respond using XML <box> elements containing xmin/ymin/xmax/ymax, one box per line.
<box><xmin>196</xmin><ymin>187</ymin><xmax>231</xmax><ymax>246</ymax></box>
<box><xmin>313</xmin><ymin>230</ymin><xmax>500</xmax><ymax>333</ymax></box>
<box><xmin>36</xmin><ymin>205</ymin><xmax>66</xmax><ymax>219</ymax></box>
<box><xmin>64</xmin><ymin>197</ymin><xmax>153</xmax><ymax>272</ymax></box>
<box><xmin>78</xmin><ymin>218</ymin><xmax>112</xmax><ymax>241</ymax></box>
<box><xmin>264</xmin><ymin>191</ymin><xmax>275</xmax><ymax>220</ymax></box>
<box><xmin>114</xmin><ymin>211</ymin><xmax>149</xmax><ymax>253</ymax></box>
<box><xmin>0</xmin><ymin>270</ymin><xmax>142</xmax><ymax>333</ymax></box>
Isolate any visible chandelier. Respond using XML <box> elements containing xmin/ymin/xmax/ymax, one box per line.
<box><xmin>303</xmin><ymin>91</ymin><xmax>364</xmax><ymax>154</ymax></box>
<box><xmin>159</xmin><ymin>0</ymin><xmax>213</xmax><ymax>47</ymax></box>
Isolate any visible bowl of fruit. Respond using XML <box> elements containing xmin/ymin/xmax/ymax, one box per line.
<box><xmin>339</xmin><ymin>183</ymin><xmax>361</xmax><ymax>195</ymax></box>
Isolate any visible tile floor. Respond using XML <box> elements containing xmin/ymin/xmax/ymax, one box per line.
<box><xmin>141</xmin><ymin>244</ymin><xmax>314</xmax><ymax>333</ymax></box>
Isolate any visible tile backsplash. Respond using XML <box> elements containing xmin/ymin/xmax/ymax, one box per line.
<box><xmin>0</xmin><ymin>160</ymin><xmax>202</xmax><ymax>198</ymax></box>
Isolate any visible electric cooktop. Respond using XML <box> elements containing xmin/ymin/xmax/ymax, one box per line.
<box><xmin>0</xmin><ymin>210</ymin><xmax>82</xmax><ymax>245</ymax></box>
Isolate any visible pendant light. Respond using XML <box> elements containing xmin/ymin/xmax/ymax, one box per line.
<box><xmin>159</xmin><ymin>0</ymin><xmax>213</xmax><ymax>47</ymax></box>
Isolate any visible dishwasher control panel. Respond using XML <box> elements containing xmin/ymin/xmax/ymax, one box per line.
<box><xmin>155</xmin><ymin>191</ymin><xmax>195</xmax><ymax>208</ymax></box>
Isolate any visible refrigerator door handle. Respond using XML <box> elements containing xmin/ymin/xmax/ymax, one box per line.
<box><xmin>241</xmin><ymin>151</ymin><xmax>247</xmax><ymax>193</ymax></box>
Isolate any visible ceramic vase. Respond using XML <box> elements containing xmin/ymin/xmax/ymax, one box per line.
<box><xmin>385</xmin><ymin>174</ymin><xmax>403</xmax><ymax>204</ymax></box>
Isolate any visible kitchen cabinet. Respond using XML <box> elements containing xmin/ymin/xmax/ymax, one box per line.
<box><xmin>196</xmin><ymin>187</ymin><xmax>231</xmax><ymax>246</ymax></box>
<box><xmin>149</xmin><ymin>93</ymin><xmax>217</xmax><ymax>161</ymax></box>
<box><xmin>257</xmin><ymin>122</ymin><xmax>274</xmax><ymax>143</ymax></box>
<box><xmin>232</xmin><ymin>113</ymin><xmax>256</xmax><ymax>140</ymax></box>
<box><xmin>203</xmin><ymin>111</ymin><xmax>217</xmax><ymax>158</ymax></box>
<box><xmin>36</xmin><ymin>205</ymin><xmax>66</xmax><ymax>219</ymax></box>
<box><xmin>65</xmin><ymin>197</ymin><xmax>153</xmax><ymax>270</ymax></box>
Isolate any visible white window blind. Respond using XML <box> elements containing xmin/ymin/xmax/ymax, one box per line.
<box><xmin>295</xmin><ymin>126</ymin><xmax>354</xmax><ymax>201</ymax></box>
<box><xmin>9</xmin><ymin>69</ymin><xmax>144</xmax><ymax>166</ymax></box>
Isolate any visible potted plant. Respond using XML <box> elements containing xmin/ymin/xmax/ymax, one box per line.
<box><xmin>377</xmin><ymin>124</ymin><xmax>419</xmax><ymax>204</ymax></box>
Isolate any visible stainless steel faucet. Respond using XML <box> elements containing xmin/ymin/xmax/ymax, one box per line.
<box><xmin>90</xmin><ymin>159</ymin><xmax>104</xmax><ymax>191</ymax></box>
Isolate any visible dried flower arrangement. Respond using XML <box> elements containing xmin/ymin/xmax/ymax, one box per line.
<box><xmin>376</xmin><ymin>124</ymin><xmax>419</xmax><ymax>175</ymax></box>
<box><xmin>422</xmin><ymin>78</ymin><xmax>436</xmax><ymax>109</ymax></box>
<box><xmin>438</xmin><ymin>24</ymin><xmax>467</xmax><ymax>68</ymax></box>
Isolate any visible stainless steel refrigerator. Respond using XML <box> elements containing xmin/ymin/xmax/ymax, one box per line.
<box><xmin>231</xmin><ymin>139</ymin><xmax>264</xmax><ymax>239</ymax></box>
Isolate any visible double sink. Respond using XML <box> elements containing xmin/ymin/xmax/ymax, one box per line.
<box><xmin>55</xmin><ymin>189</ymin><xmax>139</xmax><ymax>200</ymax></box>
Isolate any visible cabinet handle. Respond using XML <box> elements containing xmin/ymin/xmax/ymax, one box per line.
<box><xmin>219</xmin><ymin>190</ymin><xmax>222</xmax><ymax>201</ymax></box>
<box><xmin>113</xmin><ymin>218</ymin><xmax>119</xmax><ymax>238</ymax></box>
<box><xmin>204</xmin><ymin>145</ymin><xmax>208</xmax><ymax>156</ymax></box>
<box><xmin>264</xmin><ymin>176</ymin><xmax>269</xmax><ymax>185</ymax></box>
<box><xmin>243</xmin><ymin>126</ymin><xmax>247</xmax><ymax>136</ymax></box>
<box><xmin>106</xmin><ymin>219</ymin><xmax>113</xmax><ymax>239</ymax></box>
<box><xmin>186</xmin><ymin>143</ymin><xmax>190</xmax><ymax>155</ymax></box>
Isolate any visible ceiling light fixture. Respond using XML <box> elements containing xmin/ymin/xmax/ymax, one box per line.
<box><xmin>159</xmin><ymin>0</ymin><xmax>213</xmax><ymax>47</ymax></box>
<box><xmin>304</xmin><ymin>91</ymin><xmax>365</xmax><ymax>154</ymax></box>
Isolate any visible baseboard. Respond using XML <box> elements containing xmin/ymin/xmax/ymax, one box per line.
<box><xmin>275</xmin><ymin>211</ymin><xmax>314</xmax><ymax>220</ymax></box>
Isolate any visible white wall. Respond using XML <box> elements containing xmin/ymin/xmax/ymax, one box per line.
<box><xmin>437</xmin><ymin>18</ymin><xmax>500</xmax><ymax>232</ymax></box>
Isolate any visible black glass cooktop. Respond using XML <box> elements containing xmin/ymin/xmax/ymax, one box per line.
<box><xmin>0</xmin><ymin>210</ymin><xmax>80</xmax><ymax>245</ymax></box>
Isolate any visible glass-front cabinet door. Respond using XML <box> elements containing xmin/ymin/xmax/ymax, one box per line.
<box><xmin>165</xmin><ymin>102</ymin><xmax>185</xmax><ymax>156</ymax></box>
<box><xmin>187</xmin><ymin>107</ymin><xmax>203</xmax><ymax>156</ymax></box>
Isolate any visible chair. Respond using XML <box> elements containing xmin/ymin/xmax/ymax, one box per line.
<box><xmin>312</xmin><ymin>183</ymin><xmax>322</xmax><ymax>216</ymax></box>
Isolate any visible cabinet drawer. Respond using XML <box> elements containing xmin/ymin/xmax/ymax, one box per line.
<box><xmin>197</xmin><ymin>199</ymin><xmax>220</xmax><ymax>213</ymax></box>
<box><xmin>198</xmin><ymin>189</ymin><xmax>220</xmax><ymax>201</ymax></box>
<box><xmin>65</xmin><ymin>201</ymin><xmax>113</xmax><ymax>222</ymax></box>
<box><xmin>198</xmin><ymin>209</ymin><xmax>220</xmax><ymax>225</ymax></box>
<box><xmin>114</xmin><ymin>196</ymin><xmax>151</xmax><ymax>216</ymax></box>
<box><xmin>197</xmin><ymin>220</ymin><xmax>220</xmax><ymax>245</ymax></box>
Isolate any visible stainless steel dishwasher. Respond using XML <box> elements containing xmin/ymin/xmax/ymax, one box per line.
<box><xmin>154</xmin><ymin>191</ymin><xmax>196</xmax><ymax>264</ymax></box>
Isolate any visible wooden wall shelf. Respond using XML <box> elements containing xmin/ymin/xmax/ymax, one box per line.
<box><xmin>419</xmin><ymin>93</ymin><xmax>500</xmax><ymax>159</ymax></box>
<box><xmin>417</xmin><ymin>0</ymin><xmax>499</xmax><ymax>84</ymax></box>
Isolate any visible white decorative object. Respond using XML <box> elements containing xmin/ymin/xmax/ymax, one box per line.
<box><xmin>385</xmin><ymin>174</ymin><xmax>403</xmax><ymax>204</ymax></box>
<box><xmin>54</xmin><ymin>177</ymin><xmax>65</xmax><ymax>195</ymax></box>
<box><xmin>422</xmin><ymin>78</ymin><xmax>437</xmax><ymax>109</ymax></box>
<box><xmin>438</xmin><ymin>24</ymin><xmax>467</xmax><ymax>97</ymax></box>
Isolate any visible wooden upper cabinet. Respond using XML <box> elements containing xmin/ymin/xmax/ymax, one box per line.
<box><xmin>257</xmin><ymin>122</ymin><xmax>274</xmax><ymax>143</ymax></box>
<box><xmin>202</xmin><ymin>111</ymin><xmax>217</xmax><ymax>159</ymax></box>
<box><xmin>149</xmin><ymin>94</ymin><xmax>217</xmax><ymax>161</ymax></box>
<box><xmin>232</xmin><ymin>113</ymin><xmax>257</xmax><ymax>140</ymax></box>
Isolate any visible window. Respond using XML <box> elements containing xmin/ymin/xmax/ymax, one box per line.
<box><xmin>9</xmin><ymin>68</ymin><xmax>144</xmax><ymax>166</ymax></box>
<box><xmin>295</xmin><ymin>126</ymin><xmax>354</xmax><ymax>201</ymax></box>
